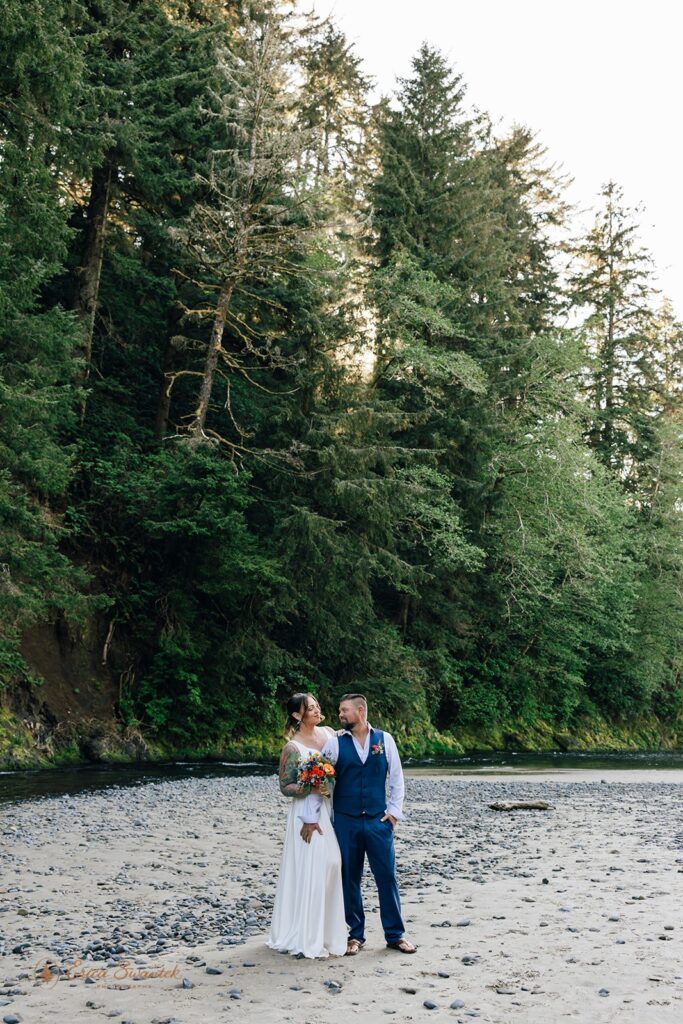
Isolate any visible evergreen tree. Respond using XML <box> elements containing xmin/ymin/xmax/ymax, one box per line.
<box><xmin>474</xmin><ymin>333</ymin><xmax>640</xmax><ymax>725</ymax></box>
<box><xmin>650</xmin><ymin>298</ymin><xmax>683</xmax><ymax>413</ymax></box>
<box><xmin>0</xmin><ymin>1</ymin><xmax>91</xmax><ymax>683</ymax></box>
<box><xmin>297</xmin><ymin>16</ymin><xmax>373</xmax><ymax>188</ymax></box>
<box><xmin>372</xmin><ymin>44</ymin><xmax>474</xmax><ymax>277</ymax></box>
<box><xmin>55</xmin><ymin>0</ymin><xmax>228</xmax><ymax>412</ymax></box>
<box><xmin>628</xmin><ymin>411</ymin><xmax>683</xmax><ymax>718</ymax></box>
<box><xmin>370</xmin><ymin>45</ymin><xmax>566</xmax><ymax>490</ymax></box>
<box><xmin>567</xmin><ymin>181</ymin><xmax>660</xmax><ymax>482</ymax></box>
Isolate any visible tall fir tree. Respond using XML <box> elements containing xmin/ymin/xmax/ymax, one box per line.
<box><xmin>0</xmin><ymin>1</ymin><xmax>92</xmax><ymax>684</ymax></box>
<box><xmin>296</xmin><ymin>15</ymin><xmax>373</xmax><ymax>188</ymax></box>
<box><xmin>52</xmin><ymin>0</ymin><xmax>230</xmax><ymax>416</ymax></box>
<box><xmin>567</xmin><ymin>181</ymin><xmax>660</xmax><ymax>484</ymax></box>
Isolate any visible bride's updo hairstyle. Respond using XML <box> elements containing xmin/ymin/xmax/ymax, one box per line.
<box><xmin>284</xmin><ymin>692</ymin><xmax>324</xmax><ymax>739</ymax></box>
<box><xmin>284</xmin><ymin>693</ymin><xmax>309</xmax><ymax>739</ymax></box>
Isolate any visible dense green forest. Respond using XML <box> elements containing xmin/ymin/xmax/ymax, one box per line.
<box><xmin>1</xmin><ymin>0</ymin><xmax>682</xmax><ymax>763</ymax></box>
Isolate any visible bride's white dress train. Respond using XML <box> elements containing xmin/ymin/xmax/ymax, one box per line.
<box><xmin>267</xmin><ymin>737</ymin><xmax>348</xmax><ymax>958</ymax></box>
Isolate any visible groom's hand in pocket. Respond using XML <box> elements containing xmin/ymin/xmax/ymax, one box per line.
<box><xmin>300</xmin><ymin>822</ymin><xmax>323</xmax><ymax>844</ymax></box>
<box><xmin>381</xmin><ymin>813</ymin><xmax>397</xmax><ymax>829</ymax></box>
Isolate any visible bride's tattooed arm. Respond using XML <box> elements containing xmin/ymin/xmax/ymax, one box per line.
<box><xmin>278</xmin><ymin>743</ymin><xmax>309</xmax><ymax>797</ymax></box>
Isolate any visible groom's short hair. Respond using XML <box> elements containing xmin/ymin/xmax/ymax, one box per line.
<box><xmin>339</xmin><ymin>693</ymin><xmax>367</xmax><ymax>709</ymax></box>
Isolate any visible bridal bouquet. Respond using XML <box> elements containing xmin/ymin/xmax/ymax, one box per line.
<box><xmin>298</xmin><ymin>751</ymin><xmax>335</xmax><ymax>794</ymax></box>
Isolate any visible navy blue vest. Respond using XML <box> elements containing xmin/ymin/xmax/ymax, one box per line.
<box><xmin>333</xmin><ymin>728</ymin><xmax>388</xmax><ymax>817</ymax></box>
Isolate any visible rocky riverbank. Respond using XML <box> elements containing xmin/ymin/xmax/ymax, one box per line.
<box><xmin>1</xmin><ymin>773</ymin><xmax>682</xmax><ymax>1022</ymax></box>
<box><xmin>2</xmin><ymin>705</ymin><xmax>682</xmax><ymax>773</ymax></box>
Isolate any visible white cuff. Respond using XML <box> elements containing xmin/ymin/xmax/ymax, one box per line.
<box><xmin>298</xmin><ymin>793</ymin><xmax>322</xmax><ymax>824</ymax></box>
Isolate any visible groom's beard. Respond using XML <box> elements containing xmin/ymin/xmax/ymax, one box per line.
<box><xmin>341</xmin><ymin>720</ymin><xmax>356</xmax><ymax>731</ymax></box>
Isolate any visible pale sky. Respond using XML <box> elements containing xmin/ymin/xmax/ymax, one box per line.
<box><xmin>308</xmin><ymin>0</ymin><xmax>683</xmax><ymax>318</ymax></box>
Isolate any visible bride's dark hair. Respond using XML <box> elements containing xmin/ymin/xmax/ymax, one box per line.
<box><xmin>284</xmin><ymin>692</ymin><xmax>324</xmax><ymax>739</ymax></box>
<box><xmin>284</xmin><ymin>693</ymin><xmax>308</xmax><ymax>739</ymax></box>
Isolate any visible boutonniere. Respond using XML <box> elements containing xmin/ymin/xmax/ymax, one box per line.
<box><xmin>371</xmin><ymin>741</ymin><xmax>385</xmax><ymax>755</ymax></box>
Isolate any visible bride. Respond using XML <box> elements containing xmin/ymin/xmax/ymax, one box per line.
<box><xmin>267</xmin><ymin>692</ymin><xmax>348</xmax><ymax>959</ymax></box>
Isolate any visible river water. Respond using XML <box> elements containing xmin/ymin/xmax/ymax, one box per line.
<box><xmin>1</xmin><ymin>750</ymin><xmax>682</xmax><ymax>806</ymax></box>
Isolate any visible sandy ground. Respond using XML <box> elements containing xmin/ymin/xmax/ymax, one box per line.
<box><xmin>1</xmin><ymin>770</ymin><xmax>682</xmax><ymax>1023</ymax></box>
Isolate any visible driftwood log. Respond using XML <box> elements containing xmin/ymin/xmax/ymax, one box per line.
<box><xmin>489</xmin><ymin>800</ymin><xmax>553</xmax><ymax>811</ymax></box>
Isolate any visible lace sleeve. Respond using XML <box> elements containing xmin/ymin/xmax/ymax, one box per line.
<box><xmin>278</xmin><ymin>742</ymin><xmax>308</xmax><ymax>798</ymax></box>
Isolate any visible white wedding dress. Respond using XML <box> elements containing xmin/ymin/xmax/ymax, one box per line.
<box><xmin>267</xmin><ymin>735</ymin><xmax>348</xmax><ymax>958</ymax></box>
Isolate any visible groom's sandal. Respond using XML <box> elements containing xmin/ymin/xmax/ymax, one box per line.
<box><xmin>386</xmin><ymin>938</ymin><xmax>418</xmax><ymax>954</ymax></box>
<box><xmin>345</xmin><ymin>939</ymin><xmax>364</xmax><ymax>956</ymax></box>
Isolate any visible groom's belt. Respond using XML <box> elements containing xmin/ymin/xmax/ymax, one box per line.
<box><xmin>335</xmin><ymin>808</ymin><xmax>383</xmax><ymax>816</ymax></box>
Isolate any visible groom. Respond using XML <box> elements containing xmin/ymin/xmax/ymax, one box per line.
<box><xmin>300</xmin><ymin>693</ymin><xmax>417</xmax><ymax>955</ymax></box>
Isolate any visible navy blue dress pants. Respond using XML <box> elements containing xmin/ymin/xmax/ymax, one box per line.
<box><xmin>333</xmin><ymin>811</ymin><xmax>404</xmax><ymax>944</ymax></box>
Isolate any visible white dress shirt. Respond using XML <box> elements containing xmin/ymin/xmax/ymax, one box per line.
<box><xmin>299</xmin><ymin>724</ymin><xmax>405</xmax><ymax>825</ymax></box>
